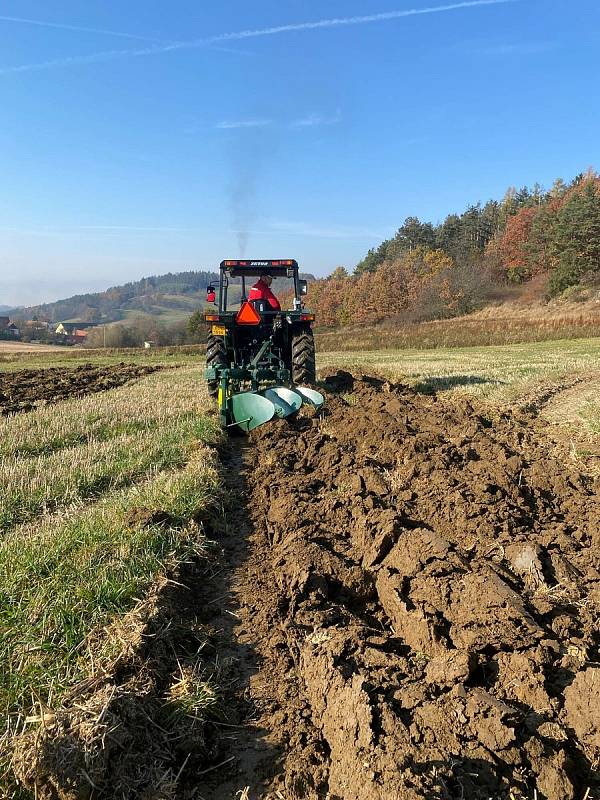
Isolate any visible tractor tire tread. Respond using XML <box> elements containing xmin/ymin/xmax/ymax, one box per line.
<box><xmin>206</xmin><ymin>335</ymin><xmax>227</xmax><ymax>398</ymax></box>
<box><xmin>291</xmin><ymin>329</ymin><xmax>316</xmax><ymax>385</ymax></box>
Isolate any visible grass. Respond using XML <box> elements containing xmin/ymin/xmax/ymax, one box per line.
<box><xmin>122</xmin><ymin>305</ymin><xmax>198</xmax><ymax>324</ymax></box>
<box><xmin>166</xmin><ymin>663</ymin><xmax>222</xmax><ymax>722</ymax></box>
<box><xmin>319</xmin><ymin>337</ymin><xmax>600</xmax><ymax>404</ymax></box>
<box><xmin>582</xmin><ymin>401</ymin><xmax>600</xmax><ymax>433</ymax></box>
<box><xmin>0</xmin><ymin>344</ymin><xmax>204</xmax><ymax>372</ymax></box>
<box><xmin>315</xmin><ymin>313</ymin><xmax>600</xmax><ymax>352</ymax></box>
<box><xmin>0</xmin><ymin>369</ymin><xmax>216</xmax><ymax>532</ymax></box>
<box><xmin>0</xmin><ymin>452</ymin><xmax>219</xmax><ymax>715</ymax></box>
<box><xmin>0</xmin><ymin>365</ymin><xmax>222</xmax><ymax>797</ymax></box>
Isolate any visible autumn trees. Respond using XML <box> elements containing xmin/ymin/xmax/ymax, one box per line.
<box><xmin>309</xmin><ymin>247</ymin><xmax>469</xmax><ymax>327</ymax></box>
<box><xmin>487</xmin><ymin>206</ymin><xmax>538</xmax><ymax>282</ymax></box>
<box><xmin>310</xmin><ymin>170</ymin><xmax>600</xmax><ymax>330</ymax></box>
<box><xmin>488</xmin><ymin>171</ymin><xmax>600</xmax><ymax>295</ymax></box>
<box><xmin>355</xmin><ymin>202</ymin><xmax>501</xmax><ymax>276</ymax></box>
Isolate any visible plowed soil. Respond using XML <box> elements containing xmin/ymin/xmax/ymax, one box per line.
<box><xmin>0</xmin><ymin>363</ymin><xmax>162</xmax><ymax>415</ymax></box>
<box><xmin>210</xmin><ymin>372</ymin><xmax>600</xmax><ymax>800</ymax></box>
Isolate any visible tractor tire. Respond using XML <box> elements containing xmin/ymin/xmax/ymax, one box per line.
<box><xmin>291</xmin><ymin>328</ymin><xmax>316</xmax><ymax>385</ymax></box>
<box><xmin>206</xmin><ymin>335</ymin><xmax>227</xmax><ymax>398</ymax></box>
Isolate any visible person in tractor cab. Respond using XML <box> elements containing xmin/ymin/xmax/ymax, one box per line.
<box><xmin>249</xmin><ymin>273</ymin><xmax>281</xmax><ymax>311</ymax></box>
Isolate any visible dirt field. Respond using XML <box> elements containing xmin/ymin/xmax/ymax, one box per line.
<box><xmin>197</xmin><ymin>372</ymin><xmax>598</xmax><ymax>800</ymax></box>
<box><xmin>0</xmin><ymin>362</ymin><xmax>162</xmax><ymax>415</ymax></box>
<box><xmin>4</xmin><ymin>361</ymin><xmax>600</xmax><ymax>799</ymax></box>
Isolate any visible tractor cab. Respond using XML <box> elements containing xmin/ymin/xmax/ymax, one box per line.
<box><xmin>207</xmin><ymin>259</ymin><xmax>308</xmax><ymax>314</ymax></box>
<box><xmin>204</xmin><ymin>259</ymin><xmax>322</xmax><ymax>431</ymax></box>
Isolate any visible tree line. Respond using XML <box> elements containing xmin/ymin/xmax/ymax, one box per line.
<box><xmin>307</xmin><ymin>169</ymin><xmax>600</xmax><ymax>327</ymax></box>
<box><xmin>85</xmin><ymin>317</ymin><xmax>205</xmax><ymax>348</ymax></box>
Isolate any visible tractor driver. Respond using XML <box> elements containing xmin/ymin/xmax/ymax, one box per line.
<box><xmin>249</xmin><ymin>274</ymin><xmax>281</xmax><ymax>311</ymax></box>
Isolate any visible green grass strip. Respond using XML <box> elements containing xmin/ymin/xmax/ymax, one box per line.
<box><xmin>0</xmin><ymin>415</ymin><xmax>216</xmax><ymax>533</ymax></box>
<box><xmin>0</xmin><ymin>447</ymin><xmax>221</xmax><ymax>721</ymax></box>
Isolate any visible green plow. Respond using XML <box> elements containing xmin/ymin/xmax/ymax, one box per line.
<box><xmin>223</xmin><ymin>384</ymin><xmax>325</xmax><ymax>432</ymax></box>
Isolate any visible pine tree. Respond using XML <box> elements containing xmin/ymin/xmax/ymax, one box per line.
<box><xmin>395</xmin><ymin>217</ymin><xmax>436</xmax><ymax>251</ymax></box>
<box><xmin>354</xmin><ymin>240</ymin><xmax>389</xmax><ymax>275</ymax></box>
<box><xmin>499</xmin><ymin>187</ymin><xmax>519</xmax><ymax>228</ymax></box>
<box><xmin>435</xmin><ymin>214</ymin><xmax>462</xmax><ymax>254</ymax></box>
<box><xmin>530</xmin><ymin>183</ymin><xmax>545</xmax><ymax>206</ymax></box>
<box><xmin>549</xmin><ymin>178</ymin><xmax>567</xmax><ymax>199</ymax></box>
<box><xmin>549</xmin><ymin>181</ymin><xmax>600</xmax><ymax>295</ymax></box>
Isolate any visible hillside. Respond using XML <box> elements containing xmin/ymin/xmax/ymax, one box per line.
<box><xmin>7</xmin><ymin>271</ymin><xmax>219</xmax><ymax>324</ymax></box>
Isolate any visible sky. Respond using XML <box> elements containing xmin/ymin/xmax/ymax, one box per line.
<box><xmin>0</xmin><ymin>0</ymin><xmax>599</xmax><ymax>306</ymax></box>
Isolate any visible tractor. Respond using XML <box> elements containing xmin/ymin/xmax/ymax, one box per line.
<box><xmin>204</xmin><ymin>259</ymin><xmax>324</xmax><ymax>431</ymax></box>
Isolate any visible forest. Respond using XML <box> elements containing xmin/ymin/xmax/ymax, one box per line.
<box><xmin>307</xmin><ymin>169</ymin><xmax>600</xmax><ymax>327</ymax></box>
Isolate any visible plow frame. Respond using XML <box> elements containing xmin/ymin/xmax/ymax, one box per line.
<box><xmin>207</xmin><ymin>337</ymin><xmax>294</xmax><ymax>429</ymax></box>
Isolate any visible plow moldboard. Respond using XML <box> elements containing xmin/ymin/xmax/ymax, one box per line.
<box><xmin>229</xmin><ymin>391</ymin><xmax>275</xmax><ymax>431</ymax></box>
<box><xmin>262</xmin><ymin>387</ymin><xmax>303</xmax><ymax>418</ymax></box>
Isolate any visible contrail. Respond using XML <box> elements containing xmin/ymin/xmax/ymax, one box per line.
<box><xmin>0</xmin><ymin>14</ymin><xmax>164</xmax><ymax>43</ymax></box>
<box><xmin>217</xmin><ymin>119</ymin><xmax>272</xmax><ymax>129</ymax></box>
<box><xmin>0</xmin><ymin>0</ymin><xmax>516</xmax><ymax>75</ymax></box>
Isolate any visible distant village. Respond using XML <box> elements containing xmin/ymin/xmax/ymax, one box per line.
<box><xmin>0</xmin><ymin>316</ymin><xmax>98</xmax><ymax>345</ymax></box>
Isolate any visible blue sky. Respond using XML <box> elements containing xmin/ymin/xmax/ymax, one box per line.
<box><xmin>1</xmin><ymin>0</ymin><xmax>599</xmax><ymax>305</ymax></box>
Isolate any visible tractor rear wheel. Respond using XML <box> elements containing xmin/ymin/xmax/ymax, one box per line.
<box><xmin>206</xmin><ymin>335</ymin><xmax>227</xmax><ymax>397</ymax></box>
<box><xmin>291</xmin><ymin>328</ymin><xmax>316</xmax><ymax>385</ymax></box>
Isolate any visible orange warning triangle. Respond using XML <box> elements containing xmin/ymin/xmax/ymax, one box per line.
<box><xmin>236</xmin><ymin>301</ymin><xmax>262</xmax><ymax>325</ymax></box>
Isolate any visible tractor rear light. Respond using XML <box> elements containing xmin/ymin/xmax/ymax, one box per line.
<box><xmin>236</xmin><ymin>301</ymin><xmax>262</xmax><ymax>325</ymax></box>
<box><xmin>205</xmin><ymin>314</ymin><xmax>219</xmax><ymax>321</ymax></box>
<box><xmin>301</xmin><ymin>313</ymin><xmax>315</xmax><ymax>321</ymax></box>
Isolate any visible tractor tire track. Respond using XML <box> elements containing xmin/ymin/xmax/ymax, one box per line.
<box><xmin>514</xmin><ymin>371</ymin><xmax>600</xmax><ymax>417</ymax></box>
<box><xmin>541</xmin><ymin>376</ymin><xmax>600</xmax><ymax>425</ymax></box>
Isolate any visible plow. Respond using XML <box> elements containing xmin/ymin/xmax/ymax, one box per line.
<box><xmin>204</xmin><ymin>259</ymin><xmax>324</xmax><ymax>431</ymax></box>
